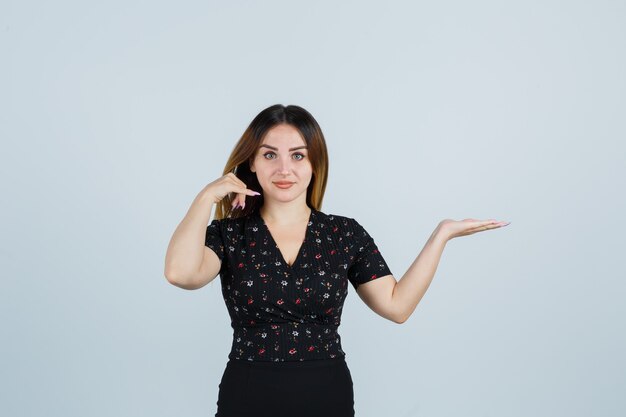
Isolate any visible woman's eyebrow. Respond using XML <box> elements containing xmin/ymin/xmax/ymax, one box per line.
<box><xmin>259</xmin><ymin>144</ymin><xmax>308</xmax><ymax>151</ymax></box>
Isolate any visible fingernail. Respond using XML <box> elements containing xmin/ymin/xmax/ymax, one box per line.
<box><xmin>252</xmin><ymin>191</ymin><xmax>261</xmax><ymax>196</ymax></box>
<box><xmin>241</xmin><ymin>202</ymin><xmax>245</xmax><ymax>209</ymax></box>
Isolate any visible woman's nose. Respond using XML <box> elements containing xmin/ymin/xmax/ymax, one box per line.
<box><xmin>278</xmin><ymin>157</ymin><xmax>292</xmax><ymax>173</ymax></box>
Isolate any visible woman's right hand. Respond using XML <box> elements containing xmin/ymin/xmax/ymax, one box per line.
<box><xmin>203</xmin><ymin>173</ymin><xmax>261</xmax><ymax>210</ymax></box>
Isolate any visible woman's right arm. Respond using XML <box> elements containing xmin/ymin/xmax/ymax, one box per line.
<box><xmin>164</xmin><ymin>187</ymin><xmax>219</xmax><ymax>290</ymax></box>
<box><xmin>164</xmin><ymin>174</ymin><xmax>261</xmax><ymax>290</ymax></box>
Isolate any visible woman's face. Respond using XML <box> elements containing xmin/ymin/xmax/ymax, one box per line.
<box><xmin>250</xmin><ymin>124</ymin><xmax>313</xmax><ymax>205</ymax></box>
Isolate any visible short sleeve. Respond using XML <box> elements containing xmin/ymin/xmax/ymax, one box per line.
<box><xmin>205</xmin><ymin>219</ymin><xmax>225</xmax><ymax>262</ymax></box>
<box><xmin>347</xmin><ymin>218</ymin><xmax>393</xmax><ymax>290</ymax></box>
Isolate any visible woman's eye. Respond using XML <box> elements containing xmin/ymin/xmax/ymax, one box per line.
<box><xmin>262</xmin><ymin>152</ymin><xmax>306</xmax><ymax>161</ymax></box>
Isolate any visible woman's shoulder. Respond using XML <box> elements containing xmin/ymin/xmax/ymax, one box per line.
<box><xmin>207</xmin><ymin>213</ymin><xmax>251</xmax><ymax>231</ymax></box>
<box><xmin>317</xmin><ymin>210</ymin><xmax>379</xmax><ymax>240</ymax></box>
<box><xmin>314</xmin><ymin>209</ymin><xmax>360</xmax><ymax>229</ymax></box>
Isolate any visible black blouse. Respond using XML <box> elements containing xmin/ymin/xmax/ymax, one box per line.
<box><xmin>204</xmin><ymin>206</ymin><xmax>393</xmax><ymax>362</ymax></box>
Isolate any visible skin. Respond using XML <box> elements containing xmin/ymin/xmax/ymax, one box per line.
<box><xmin>249</xmin><ymin>123</ymin><xmax>313</xmax><ymax>225</ymax></box>
<box><xmin>240</xmin><ymin>124</ymin><xmax>313</xmax><ymax>266</ymax></box>
<box><xmin>231</xmin><ymin>123</ymin><xmax>511</xmax><ymax>324</ymax></box>
<box><xmin>356</xmin><ymin>218</ymin><xmax>510</xmax><ymax>324</ymax></box>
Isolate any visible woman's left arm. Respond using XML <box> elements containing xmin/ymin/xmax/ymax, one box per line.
<box><xmin>357</xmin><ymin>218</ymin><xmax>509</xmax><ymax>324</ymax></box>
<box><xmin>389</xmin><ymin>224</ymin><xmax>449</xmax><ymax>324</ymax></box>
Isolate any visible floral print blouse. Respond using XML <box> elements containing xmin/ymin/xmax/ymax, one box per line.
<box><xmin>204</xmin><ymin>205</ymin><xmax>393</xmax><ymax>362</ymax></box>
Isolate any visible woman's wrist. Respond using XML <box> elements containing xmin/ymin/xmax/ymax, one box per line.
<box><xmin>195</xmin><ymin>188</ymin><xmax>218</xmax><ymax>207</ymax></box>
<box><xmin>432</xmin><ymin>222</ymin><xmax>451</xmax><ymax>244</ymax></box>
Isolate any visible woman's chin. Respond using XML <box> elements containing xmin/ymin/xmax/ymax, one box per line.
<box><xmin>264</xmin><ymin>191</ymin><xmax>306</xmax><ymax>203</ymax></box>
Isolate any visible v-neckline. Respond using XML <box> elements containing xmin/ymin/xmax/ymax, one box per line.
<box><xmin>258</xmin><ymin>208</ymin><xmax>314</xmax><ymax>269</ymax></box>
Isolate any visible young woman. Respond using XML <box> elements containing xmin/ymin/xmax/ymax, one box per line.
<box><xmin>164</xmin><ymin>104</ymin><xmax>509</xmax><ymax>417</ymax></box>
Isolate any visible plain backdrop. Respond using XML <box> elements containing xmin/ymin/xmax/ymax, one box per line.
<box><xmin>2</xmin><ymin>1</ymin><xmax>625</xmax><ymax>416</ymax></box>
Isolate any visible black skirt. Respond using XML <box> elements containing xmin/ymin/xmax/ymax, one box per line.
<box><xmin>214</xmin><ymin>356</ymin><xmax>355</xmax><ymax>417</ymax></box>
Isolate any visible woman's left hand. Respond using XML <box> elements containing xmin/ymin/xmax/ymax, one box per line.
<box><xmin>438</xmin><ymin>218</ymin><xmax>510</xmax><ymax>241</ymax></box>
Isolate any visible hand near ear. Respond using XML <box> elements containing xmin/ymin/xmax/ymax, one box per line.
<box><xmin>202</xmin><ymin>172</ymin><xmax>261</xmax><ymax>211</ymax></box>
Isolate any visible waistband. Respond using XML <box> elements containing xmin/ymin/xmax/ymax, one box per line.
<box><xmin>227</xmin><ymin>355</ymin><xmax>346</xmax><ymax>369</ymax></box>
<box><xmin>228</xmin><ymin>321</ymin><xmax>346</xmax><ymax>362</ymax></box>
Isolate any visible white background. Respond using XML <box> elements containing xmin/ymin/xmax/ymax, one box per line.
<box><xmin>2</xmin><ymin>1</ymin><xmax>625</xmax><ymax>416</ymax></box>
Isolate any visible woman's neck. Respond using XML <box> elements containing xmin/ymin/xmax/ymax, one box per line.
<box><xmin>259</xmin><ymin>203</ymin><xmax>311</xmax><ymax>226</ymax></box>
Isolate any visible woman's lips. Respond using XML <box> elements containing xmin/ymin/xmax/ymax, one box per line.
<box><xmin>273</xmin><ymin>182</ymin><xmax>294</xmax><ymax>189</ymax></box>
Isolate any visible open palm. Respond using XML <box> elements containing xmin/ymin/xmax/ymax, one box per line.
<box><xmin>440</xmin><ymin>218</ymin><xmax>510</xmax><ymax>240</ymax></box>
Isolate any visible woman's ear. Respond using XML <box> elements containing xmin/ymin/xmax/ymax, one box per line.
<box><xmin>249</xmin><ymin>158</ymin><xmax>255</xmax><ymax>173</ymax></box>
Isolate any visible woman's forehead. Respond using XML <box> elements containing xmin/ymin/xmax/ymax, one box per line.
<box><xmin>260</xmin><ymin>125</ymin><xmax>307</xmax><ymax>149</ymax></box>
